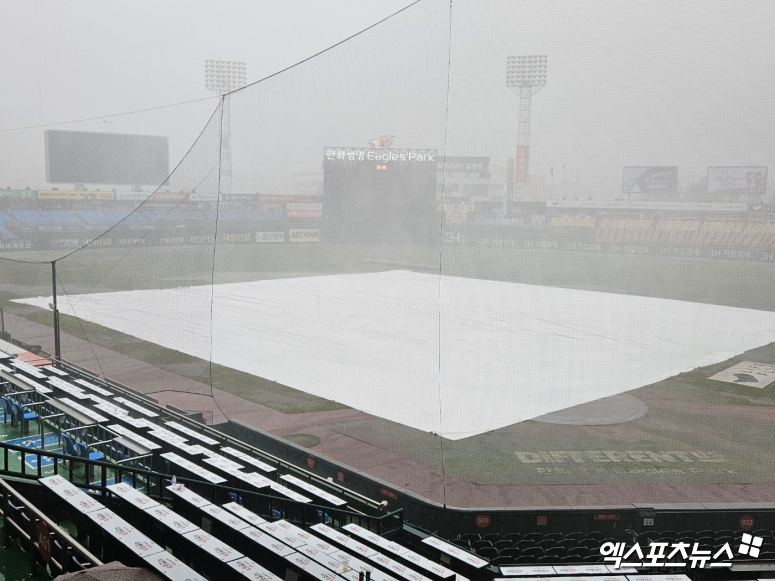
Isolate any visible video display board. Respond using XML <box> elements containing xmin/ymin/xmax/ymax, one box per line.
<box><xmin>323</xmin><ymin>147</ymin><xmax>438</xmax><ymax>243</ymax></box>
<box><xmin>45</xmin><ymin>129</ymin><xmax>169</xmax><ymax>185</ymax></box>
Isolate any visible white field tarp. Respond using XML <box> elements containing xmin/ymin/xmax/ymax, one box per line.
<box><xmin>17</xmin><ymin>271</ymin><xmax>775</xmax><ymax>440</ymax></box>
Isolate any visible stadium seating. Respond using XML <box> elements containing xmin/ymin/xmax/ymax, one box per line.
<box><xmin>11</xmin><ymin>401</ymin><xmax>37</xmax><ymax>435</ymax></box>
<box><xmin>0</xmin><ymin>206</ymin><xmax>287</xmax><ymax>240</ymax></box>
<box><xmin>550</xmin><ymin>215</ymin><xmax>596</xmax><ymax>228</ymax></box>
<box><xmin>586</xmin><ymin>216</ymin><xmax>775</xmax><ymax>249</ymax></box>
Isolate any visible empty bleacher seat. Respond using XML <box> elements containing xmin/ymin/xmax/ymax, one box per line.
<box><xmin>12</xmin><ymin>402</ymin><xmax>37</xmax><ymax>435</ymax></box>
<box><xmin>1</xmin><ymin>396</ymin><xmax>14</xmax><ymax>424</ymax></box>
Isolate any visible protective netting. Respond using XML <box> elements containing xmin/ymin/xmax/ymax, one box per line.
<box><xmin>3</xmin><ymin>0</ymin><xmax>775</xmax><ymax>507</ymax></box>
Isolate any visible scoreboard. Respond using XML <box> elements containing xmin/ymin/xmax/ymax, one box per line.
<box><xmin>323</xmin><ymin>147</ymin><xmax>438</xmax><ymax>244</ymax></box>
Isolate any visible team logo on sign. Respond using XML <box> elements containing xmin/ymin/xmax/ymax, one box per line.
<box><xmin>709</xmin><ymin>361</ymin><xmax>775</xmax><ymax>388</ymax></box>
<box><xmin>369</xmin><ymin>135</ymin><xmax>394</xmax><ymax>149</ymax></box>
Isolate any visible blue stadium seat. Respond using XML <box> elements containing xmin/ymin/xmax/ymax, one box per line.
<box><xmin>61</xmin><ymin>433</ymin><xmax>78</xmax><ymax>459</ymax></box>
<box><xmin>1</xmin><ymin>396</ymin><xmax>15</xmax><ymax>425</ymax></box>
<box><xmin>12</xmin><ymin>402</ymin><xmax>37</xmax><ymax>435</ymax></box>
<box><xmin>76</xmin><ymin>441</ymin><xmax>104</xmax><ymax>463</ymax></box>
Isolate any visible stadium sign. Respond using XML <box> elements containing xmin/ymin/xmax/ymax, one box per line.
<box><xmin>256</xmin><ymin>232</ymin><xmax>285</xmax><ymax>243</ymax></box>
<box><xmin>0</xmin><ymin>189</ymin><xmax>35</xmax><ymax>198</ymax></box>
<box><xmin>189</xmin><ymin>193</ymin><xmax>219</xmax><ymax>201</ymax></box>
<box><xmin>289</xmin><ymin>229</ymin><xmax>320</xmax><ymax>243</ymax></box>
<box><xmin>438</xmin><ymin>156</ymin><xmax>490</xmax><ymax>176</ymax></box>
<box><xmin>149</xmin><ymin>192</ymin><xmax>188</xmax><ymax>201</ymax></box>
<box><xmin>38</xmin><ymin>190</ymin><xmax>114</xmax><ymax>200</ymax></box>
<box><xmin>546</xmin><ymin>200</ymin><xmax>747</xmax><ymax>212</ymax></box>
<box><xmin>707</xmin><ymin>166</ymin><xmax>767</xmax><ymax>196</ymax></box>
<box><xmin>325</xmin><ymin>147</ymin><xmax>436</xmax><ymax>163</ymax></box>
<box><xmin>438</xmin><ymin>203</ymin><xmax>475</xmax><ymax>212</ymax></box>
<box><xmin>116</xmin><ymin>192</ymin><xmax>152</xmax><ymax>200</ymax></box>
<box><xmin>622</xmin><ymin>166</ymin><xmax>678</xmax><ymax>194</ymax></box>
<box><xmin>287</xmin><ymin>202</ymin><xmax>322</xmax><ymax>218</ymax></box>
<box><xmin>260</xmin><ymin>195</ymin><xmax>320</xmax><ymax>203</ymax></box>
<box><xmin>188</xmin><ymin>193</ymin><xmax>257</xmax><ymax>202</ymax></box>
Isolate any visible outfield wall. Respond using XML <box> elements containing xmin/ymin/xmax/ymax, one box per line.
<box><xmin>220</xmin><ymin>419</ymin><xmax>775</xmax><ymax>539</ymax></box>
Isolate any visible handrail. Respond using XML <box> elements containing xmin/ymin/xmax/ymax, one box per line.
<box><xmin>51</xmin><ymin>356</ymin><xmax>384</xmax><ymax>512</ymax></box>
<box><xmin>0</xmin><ymin>475</ymin><xmax>102</xmax><ymax>575</ymax></box>
<box><xmin>0</xmin><ymin>441</ymin><xmax>403</xmax><ymax>533</ymax></box>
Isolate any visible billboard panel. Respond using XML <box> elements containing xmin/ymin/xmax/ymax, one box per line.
<box><xmin>438</xmin><ymin>156</ymin><xmax>490</xmax><ymax>176</ymax></box>
<box><xmin>287</xmin><ymin>202</ymin><xmax>323</xmax><ymax>218</ymax></box>
<box><xmin>547</xmin><ymin>200</ymin><xmax>747</xmax><ymax>212</ymax></box>
<box><xmin>116</xmin><ymin>192</ymin><xmax>153</xmax><ymax>201</ymax></box>
<box><xmin>38</xmin><ymin>190</ymin><xmax>114</xmax><ymax>200</ymax></box>
<box><xmin>45</xmin><ymin>130</ymin><xmax>169</xmax><ymax>185</ymax></box>
<box><xmin>622</xmin><ymin>166</ymin><xmax>678</xmax><ymax>194</ymax></box>
<box><xmin>289</xmin><ymin>229</ymin><xmax>320</xmax><ymax>243</ymax></box>
<box><xmin>323</xmin><ymin>147</ymin><xmax>438</xmax><ymax>243</ymax></box>
<box><xmin>707</xmin><ymin>166</ymin><xmax>767</xmax><ymax>197</ymax></box>
<box><xmin>256</xmin><ymin>231</ymin><xmax>285</xmax><ymax>243</ymax></box>
<box><xmin>0</xmin><ymin>189</ymin><xmax>36</xmax><ymax>199</ymax></box>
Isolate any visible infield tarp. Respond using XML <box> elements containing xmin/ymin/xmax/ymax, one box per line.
<box><xmin>18</xmin><ymin>271</ymin><xmax>775</xmax><ymax>439</ymax></box>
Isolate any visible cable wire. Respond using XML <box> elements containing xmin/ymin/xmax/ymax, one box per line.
<box><xmin>0</xmin><ymin>96</ymin><xmax>218</xmax><ymax>133</ymax></box>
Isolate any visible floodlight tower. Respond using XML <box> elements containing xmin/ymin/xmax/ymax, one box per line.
<box><xmin>205</xmin><ymin>59</ymin><xmax>247</xmax><ymax>193</ymax></box>
<box><xmin>506</xmin><ymin>55</ymin><xmax>547</xmax><ymax>208</ymax></box>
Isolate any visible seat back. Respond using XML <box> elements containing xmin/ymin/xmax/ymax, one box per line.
<box><xmin>1</xmin><ymin>396</ymin><xmax>13</xmax><ymax>418</ymax></box>
<box><xmin>62</xmin><ymin>433</ymin><xmax>77</xmax><ymax>456</ymax></box>
<box><xmin>76</xmin><ymin>441</ymin><xmax>89</xmax><ymax>459</ymax></box>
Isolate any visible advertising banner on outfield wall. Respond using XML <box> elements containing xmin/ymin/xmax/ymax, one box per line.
<box><xmin>189</xmin><ymin>193</ymin><xmax>219</xmax><ymax>202</ymax></box>
<box><xmin>289</xmin><ymin>229</ymin><xmax>320</xmax><ymax>243</ymax></box>
<box><xmin>707</xmin><ymin>166</ymin><xmax>768</xmax><ymax>197</ymax></box>
<box><xmin>148</xmin><ymin>192</ymin><xmax>188</xmax><ymax>202</ymax></box>
<box><xmin>0</xmin><ymin>189</ymin><xmax>36</xmax><ymax>198</ymax></box>
<box><xmin>256</xmin><ymin>231</ymin><xmax>285</xmax><ymax>243</ymax></box>
<box><xmin>622</xmin><ymin>167</ymin><xmax>678</xmax><ymax>194</ymax></box>
<box><xmin>38</xmin><ymin>190</ymin><xmax>115</xmax><ymax>200</ymax></box>
<box><xmin>546</xmin><ymin>200</ymin><xmax>748</xmax><ymax>212</ymax></box>
<box><xmin>116</xmin><ymin>192</ymin><xmax>153</xmax><ymax>200</ymax></box>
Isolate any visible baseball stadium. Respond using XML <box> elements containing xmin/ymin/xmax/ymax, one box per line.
<box><xmin>1</xmin><ymin>1</ymin><xmax>775</xmax><ymax>580</ymax></box>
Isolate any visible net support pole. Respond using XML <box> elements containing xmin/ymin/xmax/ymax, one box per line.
<box><xmin>52</xmin><ymin>261</ymin><xmax>61</xmax><ymax>361</ymax></box>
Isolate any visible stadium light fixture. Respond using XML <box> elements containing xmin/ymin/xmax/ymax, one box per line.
<box><xmin>205</xmin><ymin>59</ymin><xmax>247</xmax><ymax>96</ymax></box>
<box><xmin>205</xmin><ymin>60</ymin><xmax>247</xmax><ymax>193</ymax></box>
<box><xmin>506</xmin><ymin>55</ymin><xmax>548</xmax><ymax>209</ymax></box>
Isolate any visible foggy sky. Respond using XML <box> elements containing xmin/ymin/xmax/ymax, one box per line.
<box><xmin>0</xmin><ymin>1</ymin><xmax>412</xmax><ymax>187</ymax></box>
<box><xmin>3</xmin><ymin>0</ymin><xmax>775</xmax><ymax>195</ymax></box>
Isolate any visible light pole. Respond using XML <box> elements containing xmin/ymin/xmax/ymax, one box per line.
<box><xmin>103</xmin><ymin>120</ymin><xmax>114</xmax><ymax>133</ymax></box>
<box><xmin>205</xmin><ymin>59</ymin><xmax>247</xmax><ymax>194</ymax></box>
<box><xmin>506</xmin><ymin>55</ymin><xmax>547</xmax><ymax>212</ymax></box>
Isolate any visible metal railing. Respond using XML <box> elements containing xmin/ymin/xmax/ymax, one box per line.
<box><xmin>0</xmin><ymin>441</ymin><xmax>403</xmax><ymax>535</ymax></box>
<box><xmin>0</xmin><ymin>475</ymin><xmax>102</xmax><ymax>576</ymax></box>
<box><xmin>53</xmin><ymin>357</ymin><xmax>385</xmax><ymax>515</ymax></box>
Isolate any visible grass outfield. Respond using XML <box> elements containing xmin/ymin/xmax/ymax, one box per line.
<box><xmin>2</xmin><ymin>243</ymin><xmax>775</xmax><ymax>487</ymax></box>
<box><xmin>2</xmin><ymin>243</ymin><xmax>774</xmax><ymax>308</ymax></box>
